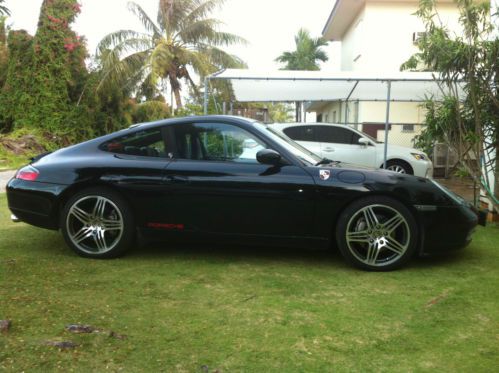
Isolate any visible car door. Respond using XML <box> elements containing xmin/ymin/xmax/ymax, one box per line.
<box><xmin>161</xmin><ymin>121</ymin><xmax>317</xmax><ymax>238</ymax></box>
<box><xmin>316</xmin><ymin>125</ymin><xmax>377</xmax><ymax>167</ymax></box>
<box><xmin>282</xmin><ymin>125</ymin><xmax>322</xmax><ymax>156</ymax></box>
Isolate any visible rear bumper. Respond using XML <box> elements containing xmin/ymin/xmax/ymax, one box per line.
<box><xmin>6</xmin><ymin>178</ymin><xmax>67</xmax><ymax>230</ymax></box>
<box><xmin>417</xmin><ymin>203</ymin><xmax>478</xmax><ymax>255</ymax></box>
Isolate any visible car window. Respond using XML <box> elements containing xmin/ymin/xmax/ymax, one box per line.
<box><xmin>316</xmin><ymin>126</ymin><xmax>359</xmax><ymax>145</ymax></box>
<box><xmin>101</xmin><ymin>128</ymin><xmax>167</xmax><ymax>158</ymax></box>
<box><xmin>283</xmin><ymin>126</ymin><xmax>316</xmax><ymax>142</ymax></box>
<box><xmin>172</xmin><ymin>123</ymin><xmax>267</xmax><ymax>163</ymax></box>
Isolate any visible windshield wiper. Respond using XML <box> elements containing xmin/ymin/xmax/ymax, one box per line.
<box><xmin>315</xmin><ymin>157</ymin><xmax>336</xmax><ymax>166</ymax></box>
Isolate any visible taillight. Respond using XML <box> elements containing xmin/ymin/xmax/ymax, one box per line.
<box><xmin>16</xmin><ymin>165</ymin><xmax>40</xmax><ymax>181</ymax></box>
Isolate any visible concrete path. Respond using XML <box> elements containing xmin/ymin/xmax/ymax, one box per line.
<box><xmin>0</xmin><ymin>170</ymin><xmax>16</xmax><ymax>193</ymax></box>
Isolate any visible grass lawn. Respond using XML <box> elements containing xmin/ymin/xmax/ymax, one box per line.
<box><xmin>0</xmin><ymin>153</ymin><xmax>30</xmax><ymax>171</ymax></box>
<box><xmin>1</xmin><ymin>194</ymin><xmax>498</xmax><ymax>372</ymax></box>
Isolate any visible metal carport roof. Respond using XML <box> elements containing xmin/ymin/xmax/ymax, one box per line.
<box><xmin>203</xmin><ymin>69</ymin><xmax>463</xmax><ymax>105</ymax></box>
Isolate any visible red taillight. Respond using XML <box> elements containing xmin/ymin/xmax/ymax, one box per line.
<box><xmin>16</xmin><ymin>166</ymin><xmax>39</xmax><ymax>181</ymax></box>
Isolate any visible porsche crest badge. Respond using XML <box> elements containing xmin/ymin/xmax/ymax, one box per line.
<box><xmin>319</xmin><ymin>169</ymin><xmax>331</xmax><ymax>181</ymax></box>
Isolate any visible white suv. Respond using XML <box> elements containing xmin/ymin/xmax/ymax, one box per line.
<box><xmin>272</xmin><ymin>123</ymin><xmax>433</xmax><ymax>178</ymax></box>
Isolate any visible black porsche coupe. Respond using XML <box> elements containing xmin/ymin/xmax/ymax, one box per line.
<box><xmin>6</xmin><ymin>116</ymin><xmax>480</xmax><ymax>270</ymax></box>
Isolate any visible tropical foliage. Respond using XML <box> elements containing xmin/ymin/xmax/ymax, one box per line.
<box><xmin>98</xmin><ymin>0</ymin><xmax>246</xmax><ymax>108</ymax></box>
<box><xmin>0</xmin><ymin>0</ymin><xmax>10</xmax><ymax>16</ymax></box>
<box><xmin>0</xmin><ymin>0</ymin><xmax>90</xmax><ymax>140</ymax></box>
<box><xmin>275</xmin><ymin>28</ymin><xmax>328</xmax><ymax>71</ymax></box>
<box><xmin>402</xmin><ymin>0</ymin><xmax>498</xmax><ymax>211</ymax></box>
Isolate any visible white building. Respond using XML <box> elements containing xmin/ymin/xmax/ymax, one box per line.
<box><xmin>309</xmin><ymin>0</ymin><xmax>464</xmax><ymax>147</ymax></box>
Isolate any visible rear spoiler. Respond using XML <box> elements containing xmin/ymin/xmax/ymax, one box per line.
<box><xmin>30</xmin><ymin>152</ymin><xmax>52</xmax><ymax>163</ymax></box>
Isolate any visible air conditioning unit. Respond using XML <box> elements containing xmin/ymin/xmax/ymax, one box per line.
<box><xmin>413</xmin><ymin>32</ymin><xmax>426</xmax><ymax>44</ymax></box>
<box><xmin>433</xmin><ymin>143</ymin><xmax>457</xmax><ymax>168</ymax></box>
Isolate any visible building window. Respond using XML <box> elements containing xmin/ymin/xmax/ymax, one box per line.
<box><xmin>324</xmin><ymin>114</ymin><xmax>329</xmax><ymax>123</ymax></box>
<box><xmin>402</xmin><ymin>124</ymin><xmax>415</xmax><ymax>133</ymax></box>
<box><xmin>332</xmin><ymin>111</ymin><xmax>337</xmax><ymax>123</ymax></box>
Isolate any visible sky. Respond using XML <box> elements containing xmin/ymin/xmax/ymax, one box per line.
<box><xmin>4</xmin><ymin>0</ymin><xmax>342</xmax><ymax>73</ymax></box>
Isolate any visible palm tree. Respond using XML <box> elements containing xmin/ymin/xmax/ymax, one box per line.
<box><xmin>275</xmin><ymin>28</ymin><xmax>329</xmax><ymax>71</ymax></box>
<box><xmin>275</xmin><ymin>29</ymin><xmax>329</xmax><ymax>121</ymax></box>
<box><xmin>0</xmin><ymin>0</ymin><xmax>10</xmax><ymax>16</ymax></box>
<box><xmin>98</xmin><ymin>0</ymin><xmax>246</xmax><ymax>108</ymax></box>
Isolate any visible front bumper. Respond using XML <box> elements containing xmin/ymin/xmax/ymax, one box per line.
<box><xmin>417</xmin><ymin>203</ymin><xmax>478</xmax><ymax>255</ymax></box>
<box><xmin>412</xmin><ymin>160</ymin><xmax>433</xmax><ymax>178</ymax></box>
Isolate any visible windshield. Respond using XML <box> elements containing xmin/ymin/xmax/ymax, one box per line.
<box><xmin>253</xmin><ymin>123</ymin><xmax>322</xmax><ymax>166</ymax></box>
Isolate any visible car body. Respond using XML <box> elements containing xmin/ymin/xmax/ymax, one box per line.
<box><xmin>271</xmin><ymin>122</ymin><xmax>433</xmax><ymax>178</ymax></box>
<box><xmin>6</xmin><ymin>115</ymin><xmax>480</xmax><ymax>270</ymax></box>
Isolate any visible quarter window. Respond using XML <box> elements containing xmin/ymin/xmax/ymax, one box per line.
<box><xmin>173</xmin><ymin>123</ymin><xmax>266</xmax><ymax>163</ymax></box>
<box><xmin>101</xmin><ymin>128</ymin><xmax>167</xmax><ymax>158</ymax></box>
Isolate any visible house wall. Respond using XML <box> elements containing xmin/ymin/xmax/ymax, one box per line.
<box><xmin>359</xmin><ymin>1</ymin><xmax>462</xmax><ymax>72</ymax></box>
<box><xmin>341</xmin><ymin>7</ymin><xmax>366</xmax><ymax>71</ymax></box>
<box><xmin>314</xmin><ymin>0</ymin><xmax>462</xmax><ymax>148</ymax></box>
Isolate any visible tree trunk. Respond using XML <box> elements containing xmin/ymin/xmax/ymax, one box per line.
<box><xmin>173</xmin><ymin>87</ymin><xmax>182</xmax><ymax>108</ymax></box>
<box><xmin>169</xmin><ymin>74</ymin><xmax>183</xmax><ymax>109</ymax></box>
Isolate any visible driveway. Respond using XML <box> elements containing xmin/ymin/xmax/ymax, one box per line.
<box><xmin>0</xmin><ymin>170</ymin><xmax>15</xmax><ymax>193</ymax></box>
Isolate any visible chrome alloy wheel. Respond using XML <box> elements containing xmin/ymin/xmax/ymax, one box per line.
<box><xmin>345</xmin><ymin>204</ymin><xmax>410</xmax><ymax>267</ymax></box>
<box><xmin>387</xmin><ymin>165</ymin><xmax>406</xmax><ymax>173</ymax></box>
<box><xmin>66</xmin><ymin>196</ymin><xmax>124</xmax><ymax>255</ymax></box>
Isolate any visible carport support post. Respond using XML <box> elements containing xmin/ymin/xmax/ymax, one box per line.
<box><xmin>203</xmin><ymin>77</ymin><xmax>209</xmax><ymax>115</ymax></box>
<box><xmin>383</xmin><ymin>81</ymin><xmax>392</xmax><ymax>169</ymax></box>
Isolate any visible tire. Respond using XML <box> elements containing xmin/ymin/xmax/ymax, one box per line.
<box><xmin>61</xmin><ymin>187</ymin><xmax>135</xmax><ymax>259</ymax></box>
<box><xmin>384</xmin><ymin>159</ymin><xmax>413</xmax><ymax>175</ymax></box>
<box><xmin>336</xmin><ymin>196</ymin><xmax>418</xmax><ymax>271</ymax></box>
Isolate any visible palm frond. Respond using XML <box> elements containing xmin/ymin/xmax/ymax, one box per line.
<box><xmin>97</xmin><ymin>30</ymin><xmax>149</xmax><ymax>54</ymax></box>
<box><xmin>182</xmin><ymin>0</ymin><xmax>224</xmax><ymax>24</ymax></box>
<box><xmin>98</xmin><ymin>50</ymin><xmax>150</xmax><ymax>91</ymax></box>
<box><xmin>0</xmin><ymin>0</ymin><xmax>10</xmax><ymax>16</ymax></box>
<box><xmin>127</xmin><ymin>2</ymin><xmax>161</xmax><ymax>37</ymax></box>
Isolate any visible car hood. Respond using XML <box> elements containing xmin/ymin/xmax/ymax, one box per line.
<box><xmin>374</xmin><ymin>143</ymin><xmax>424</xmax><ymax>156</ymax></box>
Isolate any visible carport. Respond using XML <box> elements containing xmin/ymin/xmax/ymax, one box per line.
<box><xmin>202</xmin><ymin>69</ymin><xmax>463</xmax><ymax>168</ymax></box>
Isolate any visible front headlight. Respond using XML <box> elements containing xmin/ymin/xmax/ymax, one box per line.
<box><xmin>430</xmin><ymin>179</ymin><xmax>466</xmax><ymax>205</ymax></box>
<box><xmin>411</xmin><ymin>152</ymin><xmax>427</xmax><ymax>161</ymax></box>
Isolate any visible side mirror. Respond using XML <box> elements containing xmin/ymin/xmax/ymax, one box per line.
<box><xmin>257</xmin><ymin>149</ymin><xmax>282</xmax><ymax>165</ymax></box>
<box><xmin>358</xmin><ymin>138</ymin><xmax>370</xmax><ymax>146</ymax></box>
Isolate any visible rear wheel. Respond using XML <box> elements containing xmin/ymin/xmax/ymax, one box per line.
<box><xmin>336</xmin><ymin>196</ymin><xmax>418</xmax><ymax>271</ymax></box>
<box><xmin>61</xmin><ymin>188</ymin><xmax>134</xmax><ymax>258</ymax></box>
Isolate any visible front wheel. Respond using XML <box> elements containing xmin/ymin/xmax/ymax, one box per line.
<box><xmin>61</xmin><ymin>188</ymin><xmax>135</xmax><ymax>259</ymax></box>
<box><xmin>385</xmin><ymin>159</ymin><xmax>413</xmax><ymax>175</ymax></box>
<box><xmin>336</xmin><ymin>196</ymin><xmax>418</xmax><ymax>271</ymax></box>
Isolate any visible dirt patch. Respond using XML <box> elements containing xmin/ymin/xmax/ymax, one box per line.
<box><xmin>0</xmin><ymin>135</ymin><xmax>46</xmax><ymax>155</ymax></box>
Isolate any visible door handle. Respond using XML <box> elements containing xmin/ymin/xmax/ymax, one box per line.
<box><xmin>323</xmin><ymin>147</ymin><xmax>335</xmax><ymax>152</ymax></box>
<box><xmin>164</xmin><ymin>175</ymin><xmax>189</xmax><ymax>184</ymax></box>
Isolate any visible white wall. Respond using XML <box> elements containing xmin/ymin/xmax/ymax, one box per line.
<box><xmin>341</xmin><ymin>7</ymin><xmax>367</xmax><ymax>71</ymax></box>
<box><xmin>356</xmin><ymin>1</ymin><xmax>462</xmax><ymax>72</ymax></box>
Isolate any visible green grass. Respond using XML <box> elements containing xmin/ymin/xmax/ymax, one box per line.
<box><xmin>1</xmin><ymin>194</ymin><xmax>498</xmax><ymax>372</ymax></box>
<box><xmin>0</xmin><ymin>152</ymin><xmax>30</xmax><ymax>171</ymax></box>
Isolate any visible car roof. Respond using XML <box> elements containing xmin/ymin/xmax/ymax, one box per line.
<box><xmin>63</xmin><ymin>115</ymin><xmax>260</xmax><ymax>153</ymax></box>
<box><xmin>128</xmin><ymin>115</ymin><xmax>258</xmax><ymax>130</ymax></box>
<box><xmin>272</xmin><ymin>122</ymin><xmax>344</xmax><ymax>130</ymax></box>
